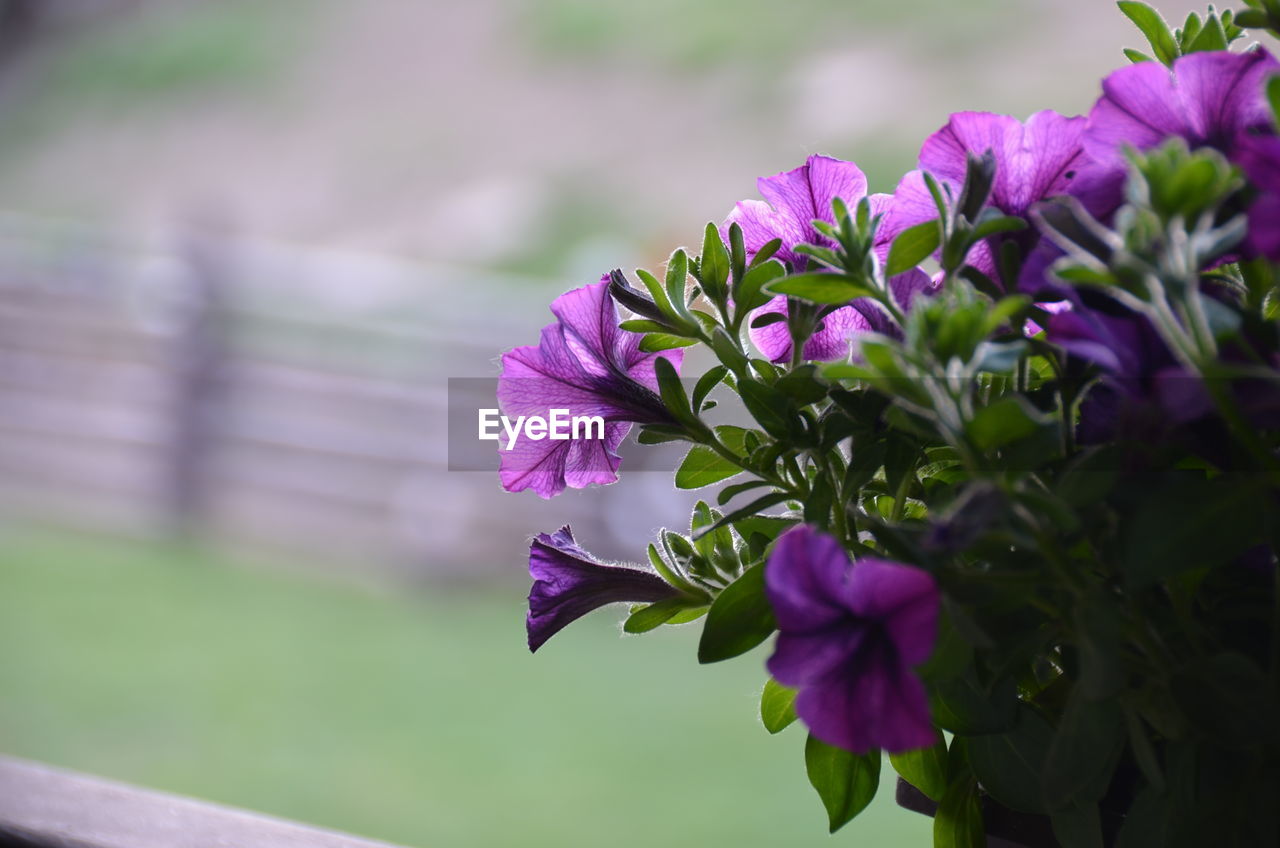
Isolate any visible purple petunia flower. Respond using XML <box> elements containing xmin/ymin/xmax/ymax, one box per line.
<box><xmin>764</xmin><ymin>525</ymin><xmax>938</xmax><ymax>754</ymax></box>
<box><xmin>722</xmin><ymin>155</ymin><xmax>933</xmax><ymax>362</ymax></box>
<box><xmin>498</xmin><ymin>278</ymin><xmax>682</xmax><ymax>499</ymax></box>
<box><xmin>527</xmin><ymin>526</ymin><xmax>680</xmax><ymax>653</ymax></box>
<box><xmin>884</xmin><ymin>110</ymin><xmax>1094</xmax><ymax>292</ymax></box>
<box><xmin>1237</xmin><ymin>134</ymin><xmax>1280</xmax><ymax>260</ymax></box>
<box><xmin>1083</xmin><ymin>48</ymin><xmax>1280</xmax><ymax>259</ymax></box>
<box><xmin>1083</xmin><ymin>48</ymin><xmax>1279</xmax><ymax>168</ymax></box>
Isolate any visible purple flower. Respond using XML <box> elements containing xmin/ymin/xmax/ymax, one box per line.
<box><xmin>722</xmin><ymin>156</ymin><xmax>933</xmax><ymax>362</ymax></box>
<box><xmin>1238</xmin><ymin>134</ymin><xmax>1280</xmax><ymax>260</ymax></box>
<box><xmin>1083</xmin><ymin>48</ymin><xmax>1279</xmax><ymax>167</ymax></box>
<box><xmin>1046</xmin><ymin>301</ymin><xmax>1209</xmax><ymax>443</ymax></box>
<box><xmin>527</xmin><ymin>526</ymin><xmax>681</xmax><ymax>653</ymax></box>
<box><xmin>885</xmin><ymin>110</ymin><xmax>1094</xmax><ymax>292</ymax></box>
<box><xmin>498</xmin><ymin>278</ymin><xmax>682</xmax><ymax>499</ymax></box>
<box><xmin>1083</xmin><ymin>48</ymin><xmax>1280</xmax><ymax>260</ymax></box>
<box><xmin>764</xmin><ymin>525</ymin><xmax>938</xmax><ymax>754</ymax></box>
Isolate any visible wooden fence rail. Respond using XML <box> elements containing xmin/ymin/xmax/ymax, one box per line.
<box><xmin>0</xmin><ymin>755</ymin><xmax>410</xmax><ymax>848</ymax></box>
<box><xmin>0</xmin><ymin>213</ymin><xmax>678</xmax><ymax>577</ymax></box>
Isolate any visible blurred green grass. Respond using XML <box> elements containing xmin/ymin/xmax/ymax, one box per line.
<box><xmin>0</xmin><ymin>528</ymin><xmax>930</xmax><ymax>847</ymax></box>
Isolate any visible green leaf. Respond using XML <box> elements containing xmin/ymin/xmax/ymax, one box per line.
<box><xmin>760</xmin><ymin>678</ymin><xmax>798</xmax><ymax>733</ymax></box>
<box><xmin>665</xmin><ymin>249</ymin><xmax>689</xmax><ymax>309</ymax></box>
<box><xmin>933</xmin><ymin>775</ymin><xmax>985</xmax><ymax>848</ymax></box>
<box><xmin>696</xmin><ymin>562</ymin><xmax>776</xmax><ymax>663</ymax></box>
<box><xmin>691</xmin><ymin>365</ymin><xmax>727</xmax><ymax>411</ymax></box>
<box><xmin>1122</xmin><ymin>47</ymin><xmax>1154</xmax><ymax>63</ymax></box>
<box><xmin>970</xmin><ymin>213</ymin><xmax>1027</xmax><ymax>241</ymax></box>
<box><xmin>623</xmin><ymin>597</ymin><xmax>707</xmax><ymax>634</ymax></box>
<box><xmin>1042</xmin><ymin>693</ymin><xmax>1124</xmax><ymax>810</ymax></box>
<box><xmin>1183</xmin><ymin>12</ymin><xmax>1228</xmax><ymax>52</ymax></box>
<box><xmin>966</xmin><ymin>397</ymin><xmax>1044</xmax><ymax>451</ymax></box>
<box><xmin>691</xmin><ymin>492</ymin><xmax>791</xmax><ymax>542</ymax></box>
<box><xmin>639</xmin><ymin>333</ymin><xmax>698</xmax><ymax>352</ymax></box>
<box><xmin>1050</xmin><ymin>802</ymin><xmax>1104</xmax><ymax>848</ymax></box>
<box><xmin>889</xmin><ymin>733</ymin><xmax>949</xmax><ymax>803</ymax></box>
<box><xmin>675</xmin><ymin>444</ymin><xmax>742</xmax><ymax>490</ymax></box>
<box><xmin>1269</xmin><ymin>76</ymin><xmax>1280</xmax><ymax>127</ymax></box>
<box><xmin>1117</xmin><ymin>1</ymin><xmax>1179</xmax><ymax>65</ymax></box>
<box><xmin>738</xmin><ymin>379</ymin><xmax>796</xmax><ymax>439</ymax></box>
<box><xmin>1120</xmin><ymin>473</ymin><xmax>1266</xmax><ymax>587</ymax></box>
<box><xmin>619</xmin><ymin>319</ymin><xmax>671</xmax><ymax>334</ymax></box>
<box><xmin>735</xmin><ymin>260</ymin><xmax>786</xmax><ymax>315</ymax></box>
<box><xmin>886</xmin><ymin>219</ymin><xmax>942</xmax><ymax>276</ymax></box>
<box><xmin>716</xmin><ymin>478</ymin><xmax>772</xmax><ymax>506</ymax></box>
<box><xmin>929</xmin><ymin>667</ymin><xmax>1018</xmax><ymax>735</ymax></box>
<box><xmin>967</xmin><ymin>705</ymin><xmax>1054</xmax><ymax>814</ymax></box>
<box><xmin>804</xmin><ymin>734</ymin><xmax>881</xmax><ymax>833</ymax></box>
<box><xmin>700</xmin><ymin>222</ymin><xmax>730</xmax><ymax>298</ymax></box>
<box><xmin>764</xmin><ymin>273</ymin><xmax>875</xmax><ymax>305</ymax></box>
<box><xmin>654</xmin><ymin>355</ymin><xmax>703</xmax><ymax>434</ymax></box>
<box><xmin>1170</xmin><ymin>652</ymin><xmax>1280</xmax><ymax>749</ymax></box>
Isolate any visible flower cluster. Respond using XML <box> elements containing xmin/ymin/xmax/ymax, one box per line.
<box><xmin>496</xmin><ymin>6</ymin><xmax>1280</xmax><ymax>846</ymax></box>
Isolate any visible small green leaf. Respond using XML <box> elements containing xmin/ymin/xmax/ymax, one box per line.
<box><xmin>966</xmin><ymin>397</ymin><xmax>1043</xmax><ymax>451</ymax></box>
<box><xmin>1117</xmin><ymin>1</ymin><xmax>1179</xmax><ymax>65</ymax></box>
<box><xmin>886</xmin><ymin>219</ymin><xmax>942</xmax><ymax>276</ymax></box>
<box><xmin>639</xmin><ymin>333</ymin><xmax>698</xmax><ymax>352</ymax></box>
<box><xmin>691</xmin><ymin>365</ymin><xmax>727</xmax><ymax>411</ymax></box>
<box><xmin>665</xmin><ymin>249</ymin><xmax>689</xmax><ymax>308</ymax></box>
<box><xmin>691</xmin><ymin>492</ymin><xmax>791</xmax><ymax>542</ymax></box>
<box><xmin>735</xmin><ymin>260</ymin><xmax>786</xmax><ymax>315</ymax></box>
<box><xmin>760</xmin><ymin>678</ymin><xmax>798</xmax><ymax>733</ymax></box>
<box><xmin>654</xmin><ymin>356</ymin><xmax>703</xmax><ymax>434</ymax></box>
<box><xmin>675</xmin><ymin>444</ymin><xmax>743</xmax><ymax>489</ymax></box>
<box><xmin>1183</xmin><ymin>12</ymin><xmax>1228</xmax><ymax>52</ymax></box>
<box><xmin>623</xmin><ymin>597</ymin><xmax>707</xmax><ymax>634</ymax></box>
<box><xmin>697</xmin><ymin>562</ymin><xmax>776</xmax><ymax>663</ymax></box>
<box><xmin>804</xmin><ymin>734</ymin><xmax>881</xmax><ymax>833</ymax></box>
<box><xmin>1268</xmin><ymin>76</ymin><xmax>1280</xmax><ymax>127</ymax></box>
<box><xmin>1123</xmin><ymin>47</ymin><xmax>1154</xmax><ymax>63</ymax></box>
<box><xmin>1042</xmin><ymin>693</ymin><xmax>1124</xmax><ymax>809</ymax></box>
<box><xmin>1121</xmin><ymin>474</ymin><xmax>1266</xmax><ymax>587</ymax></box>
<box><xmin>700</xmin><ymin>222</ymin><xmax>730</xmax><ymax>298</ymax></box>
<box><xmin>933</xmin><ymin>775</ymin><xmax>984</xmax><ymax>848</ymax></box>
<box><xmin>889</xmin><ymin>733</ymin><xmax>949</xmax><ymax>803</ymax></box>
<box><xmin>967</xmin><ymin>705</ymin><xmax>1054</xmax><ymax>814</ymax></box>
<box><xmin>764</xmin><ymin>273</ymin><xmax>875</xmax><ymax>305</ymax></box>
<box><xmin>1050</xmin><ymin>802</ymin><xmax>1104</xmax><ymax>848</ymax></box>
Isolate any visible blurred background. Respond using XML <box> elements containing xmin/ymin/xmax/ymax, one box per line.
<box><xmin>0</xmin><ymin>1</ymin><xmax>1197</xmax><ymax>845</ymax></box>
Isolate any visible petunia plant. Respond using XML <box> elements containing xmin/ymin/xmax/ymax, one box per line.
<box><xmin>495</xmin><ymin>5</ymin><xmax>1280</xmax><ymax>846</ymax></box>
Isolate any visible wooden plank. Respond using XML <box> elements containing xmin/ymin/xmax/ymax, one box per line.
<box><xmin>0</xmin><ymin>755</ymin><xmax>410</xmax><ymax>848</ymax></box>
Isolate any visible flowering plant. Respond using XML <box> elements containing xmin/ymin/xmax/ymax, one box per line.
<box><xmin>496</xmin><ymin>5</ymin><xmax>1280</xmax><ymax>846</ymax></box>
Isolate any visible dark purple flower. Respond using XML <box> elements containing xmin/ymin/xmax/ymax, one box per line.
<box><xmin>884</xmin><ymin>110</ymin><xmax>1094</xmax><ymax>293</ymax></box>
<box><xmin>764</xmin><ymin>525</ymin><xmax>938</xmax><ymax>754</ymax></box>
<box><xmin>527</xmin><ymin>526</ymin><xmax>681</xmax><ymax>653</ymax></box>
<box><xmin>1237</xmin><ymin>134</ymin><xmax>1280</xmax><ymax>260</ymax></box>
<box><xmin>721</xmin><ymin>156</ymin><xmax>933</xmax><ymax>362</ymax></box>
<box><xmin>1046</xmin><ymin>300</ymin><xmax>1210</xmax><ymax>443</ymax></box>
<box><xmin>498</xmin><ymin>278</ymin><xmax>682</xmax><ymax>499</ymax></box>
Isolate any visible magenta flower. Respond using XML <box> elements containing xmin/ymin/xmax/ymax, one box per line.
<box><xmin>527</xmin><ymin>526</ymin><xmax>680</xmax><ymax>653</ymax></box>
<box><xmin>1083</xmin><ymin>48</ymin><xmax>1279</xmax><ymax>168</ymax></box>
<box><xmin>1083</xmin><ymin>48</ymin><xmax>1280</xmax><ymax>260</ymax></box>
<box><xmin>885</xmin><ymin>110</ymin><xmax>1093</xmax><ymax>291</ymax></box>
<box><xmin>722</xmin><ymin>156</ymin><xmax>933</xmax><ymax>362</ymax></box>
<box><xmin>498</xmin><ymin>278</ymin><xmax>682</xmax><ymax>499</ymax></box>
<box><xmin>764</xmin><ymin>525</ymin><xmax>939</xmax><ymax>754</ymax></box>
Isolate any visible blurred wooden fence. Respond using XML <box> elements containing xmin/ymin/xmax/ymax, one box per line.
<box><xmin>0</xmin><ymin>212</ymin><xmax>652</xmax><ymax>578</ymax></box>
